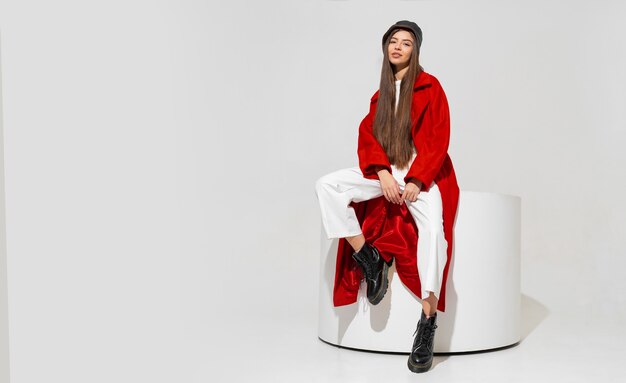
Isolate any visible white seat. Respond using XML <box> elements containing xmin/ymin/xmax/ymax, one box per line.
<box><xmin>317</xmin><ymin>191</ymin><xmax>521</xmax><ymax>353</ymax></box>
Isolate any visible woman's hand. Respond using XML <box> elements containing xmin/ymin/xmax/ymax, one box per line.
<box><xmin>402</xmin><ymin>179</ymin><xmax>422</xmax><ymax>203</ymax></box>
<box><xmin>377</xmin><ymin>169</ymin><xmax>403</xmax><ymax>205</ymax></box>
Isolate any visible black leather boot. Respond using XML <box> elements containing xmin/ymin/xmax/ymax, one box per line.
<box><xmin>351</xmin><ymin>243</ymin><xmax>390</xmax><ymax>305</ymax></box>
<box><xmin>407</xmin><ymin>309</ymin><xmax>438</xmax><ymax>373</ymax></box>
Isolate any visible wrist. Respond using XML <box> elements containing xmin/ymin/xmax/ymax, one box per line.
<box><xmin>408</xmin><ymin>178</ymin><xmax>423</xmax><ymax>188</ymax></box>
<box><xmin>376</xmin><ymin>168</ymin><xmax>390</xmax><ymax>177</ymax></box>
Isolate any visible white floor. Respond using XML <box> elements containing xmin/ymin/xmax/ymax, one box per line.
<box><xmin>203</xmin><ymin>311</ymin><xmax>622</xmax><ymax>382</ymax></box>
<box><xmin>204</xmin><ymin>289</ymin><xmax>623</xmax><ymax>382</ymax></box>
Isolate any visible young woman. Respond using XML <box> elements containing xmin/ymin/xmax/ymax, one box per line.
<box><xmin>314</xmin><ymin>20</ymin><xmax>460</xmax><ymax>373</ymax></box>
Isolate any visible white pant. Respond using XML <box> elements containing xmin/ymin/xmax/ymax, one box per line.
<box><xmin>314</xmin><ymin>163</ymin><xmax>448</xmax><ymax>300</ymax></box>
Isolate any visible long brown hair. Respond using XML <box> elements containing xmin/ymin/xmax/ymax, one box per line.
<box><xmin>373</xmin><ymin>28</ymin><xmax>424</xmax><ymax>169</ymax></box>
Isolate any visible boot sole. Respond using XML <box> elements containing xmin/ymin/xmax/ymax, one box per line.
<box><xmin>407</xmin><ymin>356</ymin><xmax>432</xmax><ymax>373</ymax></box>
<box><xmin>368</xmin><ymin>261</ymin><xmax>389</xmax><ymax>305</ymax></box>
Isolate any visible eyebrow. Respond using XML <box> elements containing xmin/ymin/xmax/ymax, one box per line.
<box><xmin>390</xmin><ymin>38</ymin><xmax>413</xmax><ymax>43</ymax></box>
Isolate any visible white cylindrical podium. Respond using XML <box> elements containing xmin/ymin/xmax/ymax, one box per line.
<box><xmin>317</xmin><ymin>191</ymin><xmax>521</xmax><ymax>353</ymax></box>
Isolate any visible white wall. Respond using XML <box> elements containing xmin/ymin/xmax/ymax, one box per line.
<box><xmin>1</xmin><ymin>32</ymin><xmax>10</xmax><ymax>383</ymax></box>
<box><xmin>0</xmin><ymin>0</ymin><xmax>624</xmax><ymax>382</ymax></box>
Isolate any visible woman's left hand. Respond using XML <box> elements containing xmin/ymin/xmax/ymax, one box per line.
<box><xmin>402</xmin><ymin>180</ymin><xmax>421</xmax><ymax>203</ymax></box>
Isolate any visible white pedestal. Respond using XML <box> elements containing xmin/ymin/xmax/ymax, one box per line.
<box><xmin>317</xmin><ymin>191</ymin><xmax>521</xmax><ymax>353</ymax></box>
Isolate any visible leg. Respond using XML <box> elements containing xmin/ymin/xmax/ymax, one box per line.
<box><xmin>422</xmin><ymin>292</ymin><xmax>439</xmax><ymax>317</ymax></box>
<box><xmin>406</xmin><ymin>182</ymin><xmax>446</xmax><ymax>373</ymax></box>
<box><xmin>314</xmin><ymin>167</ymin><xmax>383</xmax><ymax>240</ymax></box>
<box><xmin>405</xmin><ymin>182</ymin><xmax>448</xmax><ymax>313</ymax></box>
<box><xmin>345</xmin><ymin>234</ymin><xmax>365</xmax><ymax>253</ymax></box>
<box><xmin>314</xmin><ymin>167</ymin><xmax>389</xmax><ymax>304</ymax></box>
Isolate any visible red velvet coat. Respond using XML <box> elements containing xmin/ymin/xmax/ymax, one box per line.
<box><xmin>333</xmin><ymin>71</ymin><xmax>460</xmax><ymax>312</ymax></box>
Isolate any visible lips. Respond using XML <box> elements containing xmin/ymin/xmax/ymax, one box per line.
<box><xmin>392</xmin><ymin>54</ymin><xmax>401</xmax><ymax>58</ymax></box>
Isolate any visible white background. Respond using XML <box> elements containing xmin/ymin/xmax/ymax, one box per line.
<box><xmin>0</xmin><ymin>0</ymin><xmax>625</xmax><ymax>382</ymax></box>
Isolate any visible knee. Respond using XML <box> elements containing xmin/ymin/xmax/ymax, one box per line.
<box><xmin>416</xmin><ymin>219</ymin><xmax>445</xmax><ymax>239</ymax></box>
<box><xmin>315</xmin><ymin>174</ymin><xmax>332</xmax><ymax>195</ymax></box>
<box><xmin>316</xmin><ymin>168</ymin><xmax>358</xmax><ymax>196</ymax></box>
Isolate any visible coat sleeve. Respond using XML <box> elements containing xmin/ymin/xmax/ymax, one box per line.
<box><xmin>404</xmin><ymin>78</ymin><xmax>451</xmax><ymax>187</ymax></box>
<box><xmin>358</xmin><ymin>99</ymin><xmax>392</xmax><ymax>179</ymax></box>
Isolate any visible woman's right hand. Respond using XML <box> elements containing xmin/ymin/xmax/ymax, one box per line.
<box><xmin>377</xmin><ymin>169</ymin><xmax>403</xmax><ymax>205</ymax></box>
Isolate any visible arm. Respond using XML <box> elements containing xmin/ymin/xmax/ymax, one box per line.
<box><xmin>404</xmin><ymin>79</ymin><xmax>451</xmax><ymax>187</ymax></box>
<box><xmin>358</xmin><ymin>101</ymin><xmax>392</xmax><ymax>179</ymax></box>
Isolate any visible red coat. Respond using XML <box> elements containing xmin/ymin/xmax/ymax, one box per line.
<box><xmin>333</xmin><ymin>71</ymin><xmax>460</xmax><ymax>312</ymax></box>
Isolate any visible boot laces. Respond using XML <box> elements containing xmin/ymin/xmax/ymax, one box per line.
<box><xmin>357</xmin><ymin>247</ymin><xmax>379</xmax><ymax>280</ymax></box>
<box><xmin>412</xmin><ymin>321</ymin><xmax>438</xmax><ymax>349</ymax></box>
<box><xmin>361</xmin><ymin>259</ymin><xmax>376</xmax><ymax>280</ymax></box>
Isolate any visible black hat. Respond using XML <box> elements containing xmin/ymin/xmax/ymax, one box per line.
<box><xmin>381</xmin><ymin>20</ymin><xmax>423</xmax><ymax>50</ymax></box>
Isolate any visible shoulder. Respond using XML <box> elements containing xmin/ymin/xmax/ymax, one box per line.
<box><xmin>418</xmin><ymin>72</ymin><xmax>448</xmax><ymax>105</ymax></box>
<box><xmin>415</xmin><ymin>71</ymin><xmax>443</xmax><ymax>91</ymax></box>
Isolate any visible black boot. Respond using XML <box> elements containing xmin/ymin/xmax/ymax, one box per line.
<box><xmin>407</xmin><ymin>309</ymin><xmax>438</xmax><ymax>373</ymax></box>
<box><xmin>351</xmin><ymin>243</ymin><xmax>390</xmax><ymax>305</ymax></box>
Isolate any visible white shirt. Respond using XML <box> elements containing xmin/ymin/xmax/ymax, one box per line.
<box><xmin>394</xmin><ymin>79</ymin><xmax>417</xmax><ymax>159</ymax></box>
<box><xmin>395</xmin><ymin>79</ymin><xmax>401</xmax><ymax>111</ymax></box>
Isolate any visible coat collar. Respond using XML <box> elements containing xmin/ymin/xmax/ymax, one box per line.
<box><xmin>370</xmin><ymin>70</ymin><xmax>433</xmax><ymax>102</ymax></box>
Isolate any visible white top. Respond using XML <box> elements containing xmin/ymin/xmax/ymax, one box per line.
<box><xmin>395</xmin><ymin>79</ymin><xmax>401</xmax><ymax>111</ymax></box>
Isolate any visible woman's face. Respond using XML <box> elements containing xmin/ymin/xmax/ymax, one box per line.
<box><xmin>387</xmin><ymin>30</ymin><xmax>414</xmax><ymax>70</ymax></box>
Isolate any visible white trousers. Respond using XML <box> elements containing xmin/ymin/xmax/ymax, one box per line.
<box><xmin>315</xmin><ymin>163</ymin><xmax>448</xmax><ymax>300</ymax></box>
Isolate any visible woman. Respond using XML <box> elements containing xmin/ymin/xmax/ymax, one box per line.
<box><xmin>315</xmin><ymin>20</ymin><xmax>459</xmax><ymax>373</ymax></box>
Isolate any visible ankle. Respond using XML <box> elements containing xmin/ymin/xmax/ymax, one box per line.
<box><xmin>423</xmin><ymin>310</ymin><xmax>437</xmax><ymax>319</ymax></box>
<box><xmin>346</xmin><ymin>234</ymin><xmax>366</xmax><ymax>254</ymax></box>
